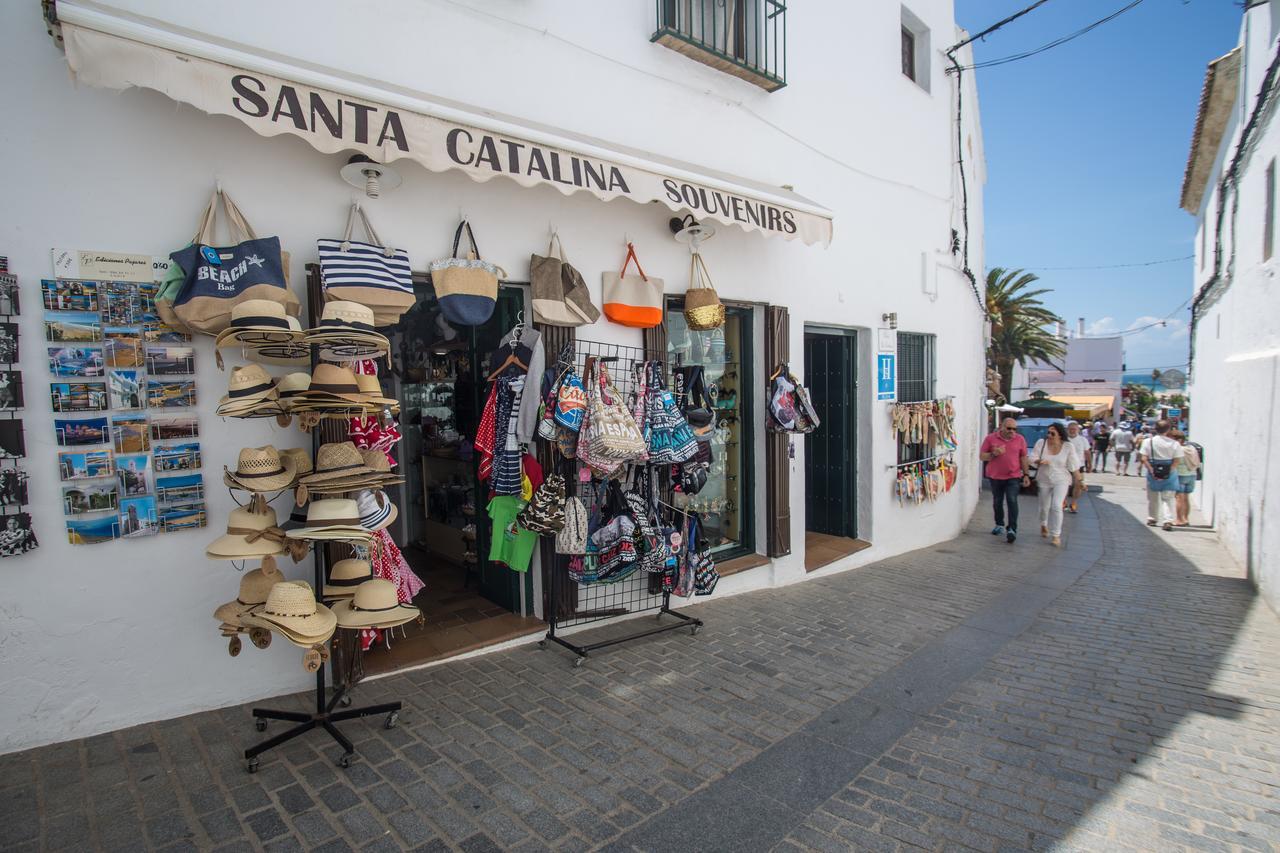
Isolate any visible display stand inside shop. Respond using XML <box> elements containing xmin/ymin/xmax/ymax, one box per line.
<box><xmin>540</xmin><ymin>340</ymin><xmax>703</xmax><ymax>666</ymax></box>
<box><xmin>242</xmin><ymin>291</ymin><xmax>402</xmax><ymax>773</ymax></box>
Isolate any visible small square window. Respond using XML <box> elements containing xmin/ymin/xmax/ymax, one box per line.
<box><xmin>900</xmin><ymin>6</ymin><xmax>931</xmax><ymax>92</ymax></box>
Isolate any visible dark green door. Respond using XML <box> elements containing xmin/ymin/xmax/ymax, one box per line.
<box><xmin>804</xmin><ymin>331</ymin><xmax>857</xmax><ymax>538</ymax></box>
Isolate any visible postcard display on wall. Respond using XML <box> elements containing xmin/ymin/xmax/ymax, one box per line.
<box><xmin>44</xmin><ymin>249</ymin><xmax>206</xmax><ymax>544</ymax></box>
<box><xmin>0</xmin><ymin>257</ymin><xmax>37</xmax><ymax>557</ymax></box>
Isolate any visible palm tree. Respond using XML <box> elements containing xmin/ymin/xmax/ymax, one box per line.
<box><xmin>985</xmin><ymin>268</ymin><xmax>1066</xmax><ymax>403</ymax></box>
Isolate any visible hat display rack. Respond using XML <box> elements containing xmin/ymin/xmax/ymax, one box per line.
<box><xmin>230</xmin><ymin>275</ymin><xmax>403</xmax><ymax>774</ymax></box>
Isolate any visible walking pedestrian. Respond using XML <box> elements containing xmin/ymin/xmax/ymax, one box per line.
<box><xmin>1171</xmin><ymin>429</ymin><xmax>1201</xmax><ymax>527</ymax></box>
<box><xmin>1139</xmin><ymin>418</ymin><xmax>1183</xmax><ymax>531</ymax></box>
<box><xmin>1109</xmin><ymin>422</ymin><xmax>1135</xmax><ymax>475</ymax></box>
<box><xmin>1065</xmin><ymin>421</ymin><xmax>1090</xmax><ymax>513</ymax></box>
<box><xmin>980</xmin><ymin>417</ymin><xmax>1030</xmax><ymax>544</ymax></box>
<box><xmin>1092</xmin><ymin>421</ymin><xmax>1111</xmax><ymax>472</ymax></box>
<box><xmin>1030</xmin><ymin>422</ymin><xmax>1081</xmax><ymax>547</ymax></box>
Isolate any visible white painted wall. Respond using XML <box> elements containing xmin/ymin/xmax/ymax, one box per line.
<box><xmin>1187</xmin><ymin>3</ymin><xmax>1280</xmax><ymax>614</ymax></box>
<box><xmin>1011</xmin><ymin>335</ymin><xmax>1126</xmax><ymax>417</ymax></box>
<box><xmin>0</xmin><ymin>0</ymin><xmax>985</xmax><ymax>752</ymax></box>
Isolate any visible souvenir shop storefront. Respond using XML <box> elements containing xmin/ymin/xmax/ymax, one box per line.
<box><xmin>0</xmin><ymin>2</ymin><xmax>986</xmax><ymax>757</ymax></box>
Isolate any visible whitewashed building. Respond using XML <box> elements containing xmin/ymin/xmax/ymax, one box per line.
<box><xmin>0</xmin><ymin>0</ymin><xmax>986</xmax><ymax>752</ymax></box>
<box><xmin>1181</xmin><ymin>2</ymin><xmax>1280</xmax><ymax>614</ymax></box>
<box><xmin>1010</xmin><ymin>322</ymin><xmax>1126</xmax><ymax>421</ymax></box>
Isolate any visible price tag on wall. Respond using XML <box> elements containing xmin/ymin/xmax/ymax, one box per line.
<box><xmin>51</xmin><ymin>248</ymin><xmax>166</xmax><ymax>283</ymax></box>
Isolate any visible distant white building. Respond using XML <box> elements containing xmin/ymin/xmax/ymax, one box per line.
<box><xmin>1181</xmin><ymin>2</ymin><xmax>1280</xmax><ymax>614</ymax></box>
<box><xmin>1010</xmin><ymin>321</ymin><xmax>1125</xmax><ymax>422</ymax></box>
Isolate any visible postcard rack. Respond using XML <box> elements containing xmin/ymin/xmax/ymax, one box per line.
<box><xmin>539</xmin><ymin>339</ymin><xmax>702</xmax><ymax>667</ymax></box>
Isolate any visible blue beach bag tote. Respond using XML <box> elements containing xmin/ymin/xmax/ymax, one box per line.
<box><xmin>430</xmin><ymin>220</ymin><xmax>506</xmax><ymax>327</ymax></box>
<box><xmin>317</xmin><ymin>203</ymin><xmax>415</xmax><ymax>327</ymax></box>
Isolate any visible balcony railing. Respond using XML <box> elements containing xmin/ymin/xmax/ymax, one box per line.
<box><xmin>652</xmin><ymin>0</ymin><xmax>787</xmax><ymax>92</ymax></box>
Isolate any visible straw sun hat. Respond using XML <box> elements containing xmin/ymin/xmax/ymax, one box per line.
<box><xmin>206</xmin><ymin>505</ymin><xmax>287</xmax><ymax>560</ymax></box>
<box><xmin>304</xmin><ymin>301</ymin><xmax>390</xmax><ymax>360</ymax></box>
<box><xmin>297</xmin><ymin>442</ymin><xmax>380</xmax><ymax>495</ymax></box>
<box><xmin>245</xmin><ymin>580</ymin><xmax>337</xmax><ymax>645</ymax></box>
<box><xmin>223</xmin><ymin>445</ymin><xmax>298</xmax><ymax>493</ymax></box>
<box><xmin>323</xmin><ymin>558</ymin><xmax>373</xmax><ymax>599</ymax></box>
<box><xmin>287</xmin><ymin>364</ymin><xmax>369</xmax><ymax>411</ymax></box>
<box><xmin>212</xmin><ymin>557</ymin><xmax>285</xmax><ymax>626</ymax></box>
<box><xmin>214</xmin><ymin>299</ymin><xmax>299</xmax><ymax>348</ymax></box>
<box><xmin>216</xmin><ymin>364</ymin><xmax>282</xmax><ymax>418</ymax></box>
<box><xmin>284</xmin><ymin>498</ymin><xmax>372</xmax><ymax>542</ymax></box>
<box><xmin>331</xmin><ymin>578</ymin><xmax>420</xmax><ymax>629</ymax></box>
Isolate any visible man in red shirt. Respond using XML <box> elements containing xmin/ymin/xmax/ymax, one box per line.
<box><xmin>979</xmin><ymin>417</ymin><xmax>1031</xmax><ymax>543</ymax></box>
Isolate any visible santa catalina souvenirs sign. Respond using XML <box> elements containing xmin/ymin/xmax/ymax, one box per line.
<box><xmin>61</xmin><ymin>22</ymin><xmax>832</xmax><ymax>246</ymax></box>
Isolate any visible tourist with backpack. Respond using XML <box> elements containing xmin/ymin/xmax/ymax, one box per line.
<box><xmin>1138</xmin><ymin>418</ymin><xmax>1183</xmax><ymax>531</ymax></box>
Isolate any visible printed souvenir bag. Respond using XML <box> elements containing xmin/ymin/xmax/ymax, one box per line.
<box><xmin>530</xmin><ymin>234</ymin><xmax>599</xmax><ymax>327</ymax></box>
<box><xmin>318</xmin><ymin>203</ymin><xmax>414</xmax><ymax>327</ymax></box>
<box><xmin>645</xmin><ymin>362</ymin><xmax>698</xmax><ymax>464</ymax></box>
<box><xmin>169</xmin><ymin>187</ymin><xmax>297</xmax><ymax>336</ymax></box>
<box><xmin>518</xmin><ymin>473</ymin><xmax>566</xmax><ymax>534</ymax></box>
<box><xmin>683</xmin><ymin>251</ymin><xmax>725</xmax><ymax>331</ymax></box>
<box><xmin>555</xmin><ymin>495</ymin><xmax>588</xmax><ymax>554</ymax></box>
<box><xmin>767</xmin><ymin>363</ymin><xmax>820</xmax><ymax>434</ymax></box>
<box><xmin>622</xmin><ymin>489</ymin><xmax>665</xmax><ymax>573</ymax></box>
<box><xmin>601</xmin><ymin>242</ymin><xmax>663</xmax><ymax>328</ymax></box>
<box><xmin>591</xmin><ymin>514</ymin><xmax>637</xmax><ymax>581</ymax></box>
<box><xmin>553</xmin><ymin>368</ymin><xmax>588</xmax><ymax>431</ymax></box>
<box><xmin>584</xmin><ymin>361</ymin><xmax>647</xmax><ymax>462</ymax></box>
<box><xmin>431</xmin><ymin>220</ymin><xmax>505</xmax><ymax>326</ymax></box>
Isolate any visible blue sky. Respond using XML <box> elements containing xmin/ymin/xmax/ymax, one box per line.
<box><xmin>955</xmin><ymin>0</ymin><xmax>1242</xmax><ymax>373</ymax></box>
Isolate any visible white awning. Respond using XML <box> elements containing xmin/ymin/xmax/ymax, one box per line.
<box><xmin>54</xmin><ymin>2</ymin><xmax>833</xmax><ymax>247</ymax></box>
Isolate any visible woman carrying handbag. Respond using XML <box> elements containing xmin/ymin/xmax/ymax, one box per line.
<box><xmin>1031</xmin><ymin>422</ymin><xmax>1082</xmax><ymax>547</ymax></box>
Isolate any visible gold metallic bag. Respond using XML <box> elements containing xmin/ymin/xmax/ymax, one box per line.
<box><xmin>684</xmin><ymin>251</ymin><xmax>725</xmax><ymax>331</ymax></box>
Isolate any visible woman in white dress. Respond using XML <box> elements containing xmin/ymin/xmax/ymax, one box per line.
<box><xmin>1031</xmin><ymin>422</ymin><xmax>1081</xmax><ymax>547</ymax></box>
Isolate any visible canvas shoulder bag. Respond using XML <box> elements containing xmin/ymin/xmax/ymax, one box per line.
<box><xmin>531</xmin><ymin>234</ymin><xmax>598</xmax><ymax>327</ymax></box>
<box><xmin>684</xmin><ymin>251</ymin><xmax>725</xmax><ymax>331</ymax></box>
<box><xmin>169</xmin><ymin>188</ymin><xmax>298</xmax><ymax>336</ymax></box>
<box><xmin>318</xmin><ymin>204</ymin><xmax>414</xmax><ymax>327</ymax></box>
<box><xmin>431</xmin><ymin>220</ymin><xmax>505</xmax><ymax>326</ymax></box>
<box><xmin>602</xmin><ymin>242</ymin><xmax>663</xmax><ymax>328</ymax></box>
<box><xmin>585</xmin><ymin>361</ymin><xmax>648</xmax><ymax>462</ymax></box>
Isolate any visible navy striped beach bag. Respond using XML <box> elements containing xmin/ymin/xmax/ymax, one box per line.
<box><xmin>317</xmin><ymin>204</ymin><xmax>415</xmax><ymax>327</ymax></box>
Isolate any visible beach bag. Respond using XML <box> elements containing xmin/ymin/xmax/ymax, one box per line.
<box><xmin>684</xmin><ymin>252</ymin><xmax>725</xmax><ymax>330</ymax></box>
<box><xmin>585</xmin><ymin>361</ymin><xmax>647</xmax><ymax>462</ymax></box>
<box><xmin>555</xmin><ymin>495</ymin><xmax>588</xmax><ymax>554</ymax></box>
<box><xmin>602</xmin><ymin>243</ymin><xmax>663</xmax><ymax>328</ymax></box>
<box><xmin>155</xmin><ymin>262</ymin><xmax>192</xmax><ymax>333</ymax></box>
<box><xmin>553</xmin><ymin>369</ymin><xmax>587</xmax><ymax>431</ymax></box>
<box><xmin>646</xmin><ymin>363</ymin><xmax>698</xmax><ymax>464</ymax></box>
<box><xmin>431</xmin><ymin>221</ymin><xmax>505</xmax><ymax>326</ymax></box>
<box><xmin>519</xmin><ymin>473</ymin><xmax>566</xmax><ymax>534</ymax></box>
<box><xmin>766</xmin><ymin>364</ymin><xmax>821</xmax><ymax>434</ymax></box>
<box><xmin>169</xmin><ymin>188</ymin><xmax>297</xmax><ymax>336</ymax></box>
<box><xmin>318</xmin><ymin>204</ymin><xmax>414</xmax><ymax>326</ymax></box>
<box><xmin>531</xmin><ymin>234</ymin><xmax>598</xmax><ymax>326</ymax></box>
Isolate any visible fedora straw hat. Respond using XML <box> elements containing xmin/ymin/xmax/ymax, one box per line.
<box><xmin>354</xmin><ymin>373</ymin><xmax>399</xmax><ymax>409</ymax></box>
<box><xmin>247</xmin><ymin>581</ymin><xmax>337</xmax><ymax>644</ymax></box>
<box><xmin>275</xmin><ymin>372</ymin><xmax>312</xmax><ymax>409</ymax></box>
<box><xmin>279</xmin><ymin>447</ymin><xmax>313</xmax><ymax>478</ymax></box>
<box><xmin>214</xmin><ymin>299</ymin><xmax>299</xmax><ymax>347</ymax></box>
<box><xmin>358</xmin><ymin>449</ymin><xmax>406</xmax><ymax>486</ymax></box>
<box><xmin>206</xmin><ymin>504</ymin><xmax>287</xmax><ymax>559</ymax></box>
<box><xmin>331</xmin><ymin>578</ymin><xmax>420</xmax><ymax>629</ymax></box>
<box><xmin>301</xmin><ymin>442</ymin><xmax>375</xmax><ymax>485</ymax></box>
<box><xmin>213</xmin><ymin>557</ymin><xmax>285</xmax><ymax>625</ymax></box>
<box><xmin>223</xmin><ymin>445</ymin><xmax>298</xmax><ymax>493</ymax></box>
<box><xmin>323</xmin><ymin>558</ymin><xmax>373</xmax><ymax>598</ymax></box>
<box><xmin>244</xmin><ymin>316</ymin><xmax>310</xmax><ymax>366</ymax></box>
<box><xmin>217</xmin><ymin>364</ymin><xmax>280</xmax><ymax>416</ymax></box>
<box><xmin>354</xmin><ymin>489</ymin><xmax>398</xmax><ymax>532</ymax></box>
<box><xmin>306</xmin><ymin>301</ymin><xmax>380</xmax><ymax>338</ymax></box>
<box><xmin>285</xmin><ymin>498</ymin><xmax>372</xmax><ymax>541</ymax></box>
<box><xmin>290</xmin><ymin>364</ymin><xmax>369</xmax><ymax>410</ymax></box>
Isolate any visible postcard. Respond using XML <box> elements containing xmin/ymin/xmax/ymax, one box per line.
<box><xmin>50</xmin><ymin>381</ymin><xmax>109</xmax><ymax>413</ymax></box>
<box><xmin>103</xmin><ymin>327</ymin><xmax>143</xmax><ymax>368</ymax></box>
<box><xmin>110</xmin><ymin>413</ymin><xmax>149</xmax><ymax>454</ymax></box>
<box><xmin>145</xmin><ymin>345</ymin><xmax>195</xmax><ymax>375</ymax></box>
<box><xmin>41</xmin><ymin>279</ymin><xmax>98</xmax><ymax>312</ymax></box>
<box><xmin>0</xmin><ymin>322</ymin><xmax>17</xmax><ymax>363</ymax></box>
<box><xmin>58</xmin><ymin>450</ymin><xmax>113</xmax><ymax>481</ymax></box>
<box><xmin>119</xmin><ymin>495</ymin><xmax>159</xmax><ymax>538</ymax></box>
<box><xmin>149</xmin><ymin>413</ymin><xmax>198</xmax><ymax>441</ymax></box>
<box><xmin>44</xmin><ymin>310</ymin><xmax>101</xmax><ymax>344</ymax></box>
<box><xmin>66</xmin><ymin>511</ymin><xmax>119</xmax><ymax>545</ymax></box>
<box><xmin>0</xmin><ymin>470</ymin><xmax>29</xmax><ymax>507</ymax></box>
<box><xmin>143</xmin><ymin>321</ymin><xmax>191</xmax><ymax>344</ymax></box>
<box><xmin>153</xmin><ymin>442</ymin><xmax>200</xmax><ymax>472</ymax></box>
<box><xmin>155</xmin><ymin>472</ymin><xmax>202</xmax><ymax>505</ymax></box>
<box><xmin>0</xmin><ymin>420</ymin><xmax>25</xmax><ymax>458</ymax></box>
<box><xmin>0</xmin><ymin>371</ymin><xmax>22</xmax><ymax>410</ymax></box>
<box><xmin>62</xmin><ymin>480</ymin><xmax>119</xmax><ymax>515</ymax></box>
<box><xmin>146</xmin><ymin>379</ymin><xmax>195</xmax><ymax>409</ymax></box>
<box><xmin>108</xmin><ymin>370</ymin><xmax>144</xmax><ymax>410</ymax></box>
<box><xmin>160</xmin><ymin>502</ymin><xmax>207</xmax><ymax>532</ymax></box>
<box><xmin>99</xmin><ymin>282</ymin><xmax>142</xmax><ymax>326</ymax></box>
<box><xmin>0</xmin><ymin>513</ymin><xmax>37</xmax><ymax>557</ymax></box>
<box><xmin>48</xmin><ymin>345</ymin><xmax>104</xmax><ymax>378</ymax></box>
<box><xmin>116</xmin><ymin>453</ymin><xmax>151</xmax><ymax>497</ymax></box>
<box><xmin>55</xmin><ymin>415</ymin><xmax>108</xmax><ymax>447</ymax></box>
<box><xmin>0</xmin><ymin>273</ymin><xmax>20</xmax><ymax>317</ymax></box>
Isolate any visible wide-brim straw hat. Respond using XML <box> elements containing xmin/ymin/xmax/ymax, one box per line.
<box><xmin>223</xmin><ymin>445</ymin><xmax>298</xmax><ymax>492</ymax></box>
<box><xmin>354</xmin><ymin>489</ymin><xmax>398</xmax><ymax>532</ymax></box>
<box><xmin>301</xmin><ymin>442</ymin><xmax>375</xmax><ymax>485</ymax></box>
<box><xmin>331</xmin><ymin>578</ymin><xmax>420</xmax><ymax>629</ymax></box>
<box><xmin>246</xmin><ymin>580</ymin><xmax>336</xmax><ymax>642</ymax></box>
<box><xmin>215</xmin><ymin>299</ymin><xmax>300</xmax><ymax>348</ymax></box>
<box><xmin>206</xmin><ymin>505</ymin><xmax>286</xmax><ymax>559</ymax></box>
<box><xmin>213</xmin><ymin>557</ymin><xmax>285</xmax><ymax>625</ymax></box>
<box><xmin>279</xmin><ymin>448</ymin><xmax>313</xmax><ymax>479</ymax></box>
<box><xmin>217</xmin><ymin>364</ymin><xmax>278</xmax><ymax>408</ymax></box>
<box><xmin>285</xmin><ymin>498</ymin><xmax>373</xmax><ymax>541</ymax></box>
<box><xmin>358</xmin><ymin>449</ymin><xmax>405</xmax><ymax>487</ymax></box>
<box><xmin>289</xmin><ymin>364</ymin><xmax>369</xmax><ymax>409</ymax></box>
<box><xmin>244</xmin><ymin>317</ymin><xmax>310</xmax><ymax>366</ymax></box>
<box><xmin>323</xmin><ymin>558</ymin><xmax>373</xmax><ymax>598</ymax></box>
<box><xmin>274</xmin><ymin>372</ymin><xmax>312</xmax><ymax>410</ymax></box>
<box><xmin>354</xmin><ymin>373</ymin><xmax>399</xmax><ymax>408</ymax></box>
<box><xmin>305</xmin><ymin>301</ymin><xmax>385</xmax><ymax>341</ymax></box>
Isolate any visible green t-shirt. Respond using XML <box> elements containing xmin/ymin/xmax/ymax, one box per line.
<box><xmin>488</xmin><ymin>496</ymin><xmax>537</xmax><ymax>573</ymax></box>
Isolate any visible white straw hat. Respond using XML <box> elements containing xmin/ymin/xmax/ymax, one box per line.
<box><xmin>223</xmin><ymin>445</ymin><xmax>298</xmax><ymax>493</ymax></box>
<box><xmin>284</xmin><ymin>498</ymin><xmax>372</xmax><ymax>541</ymax></box>
<box><xmin>323</xmin><ymin>558</ymin><xmax>373</xmax><ymax>599</ymax></box>
<box><xmin>206</xmin><ymin>505</ymin><xmax>287</xmax><ymax>559</ymax></box>
<box><xmin>331</xmin><ymin>578</ymin><xmax>420</xmax><ymax>629</ymax></box>
<box><xmin>213</xmin><ymin>557</ymin><xmax>285</xmax><ymax>625</ymax></box>
<box><xmin>246</xmin><ymin>580</ymin><xmax>336</xmax><ymax>644</ymax></box>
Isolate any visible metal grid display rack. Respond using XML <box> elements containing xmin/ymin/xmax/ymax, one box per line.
<box><xmin>0</xmin><ymin>266</ymin><xmax>29</xmax><ymax>536</ymax></box>
<box><xmin>540</xmin><ymin>339</ymin><xmax>703</xmax><ymax>666</ymax></box>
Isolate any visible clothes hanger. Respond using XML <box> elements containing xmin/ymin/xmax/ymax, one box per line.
<box><xmin>487</xmin><ymin>346</ymin><xmax>528</xmax><ymax>381</ymax></box>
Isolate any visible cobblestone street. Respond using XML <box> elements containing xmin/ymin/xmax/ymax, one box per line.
<box><xmin>2</xmin><ymin>474</ymin><xmax>1277</xmax><ymax>852</ymax></box>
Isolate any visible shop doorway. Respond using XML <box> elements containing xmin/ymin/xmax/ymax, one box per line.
<box><xmin>803</xmin><ymin>328</ymin><xmax>867</xmax><ymax>570</ymax></box>
<box><xmin>371</xmin><ymin>281</ymin><xmax>542</xmax><ymax>672</ymax></box>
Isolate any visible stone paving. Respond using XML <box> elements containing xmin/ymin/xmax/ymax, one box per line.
<box><xmin>1</xmin><ymin>473</ymin><xmax>1277</xmax><ymax>852</ymax></box>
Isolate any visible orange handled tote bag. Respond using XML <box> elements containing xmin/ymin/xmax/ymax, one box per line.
<box><xmin>602</xmin><ymin>242</ymin><xmax>663</xmax><ymax>328</ymax></box>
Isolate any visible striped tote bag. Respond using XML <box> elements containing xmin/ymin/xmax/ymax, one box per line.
<box><xmin>318</xmin><ymin>204</ymin><xmax>415</xmax><ymax>327</ymax></box>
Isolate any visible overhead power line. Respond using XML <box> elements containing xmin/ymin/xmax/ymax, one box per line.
<box><xmin>1022</xmin><ymin>254</ymin><xmax>1194</xmax><ymax>271</ymax></box>
<box><xmin>949</xmin><ymin>0</ymin><xmax>1146</xmax><ymax>72</ymax></box>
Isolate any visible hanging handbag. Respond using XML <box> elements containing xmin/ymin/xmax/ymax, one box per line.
<box><xmin>584</xmin><ymin>361</ymin><xmax>648</xmax><ymax>462</ymax></box>
<box><xmin>602</xmin><ymin>242</ymin><xmax>663</xmax><ymax>328</ymax></box>
<box><xmin>621</xmin><ymin>475</ymin><xmax>665</xmax><ymax>573</ymax></box>
<box><xmin>675</xmin><ymin>366</ymin><xmax>716</xmax><ymax>465</ymax></box>
<box><xmin>573</xmin><ymin>377</ymin><xmax>622</xmax><ymax>478</ymax></box>
<box><xmin>531</xmin><ymin>234</ymin><xmax>599</xmax><ymax>327</ymax></box>
<box><xmin>317</xmin><ymin>203</ymin><xmax>415</xmax><ymax>327</ymax></box>
<box><xmin>684</xmin><ymin>251</ymin><xmax>725</xmax><ymax>331</ymax></box>
<box><xmin>555</xmin><ymin>493</ymin><xmax>589</xmax><ymax>554</ymax></box>
<box><xmin>431</xmin><ymin>220</ymin><xmax>505</xmax><ymax>326</ymax></box>
<box><xmin>766</xmin><ymin>363</ymin><xmax>821</xmax><ymax>434</ymax></box>
<box><xmin>688</xmin><ymin>513</ymin><xmax>719</xmax><ymax>596</ymax></box>
<box><xmin>645</xmin><ymin>362</ymin><xmax>698</xmax><ymax>464</ymax></box>
<box><xmin>553</xmin><ymin>368</ymin><xmax>587</xmax><ymax>431</ymax></box>
<box><xmin>519</xmin><ymin>473</ymin><xmax>567</xmax><ymax>534</ymax></box>
<box><xmin>154</xmin><ymin>261</ymin><xmax>192</xmax><ymax>334</ymax></box>
<box><xmin>169</xmin><ymin>187</ymin><xmax>297</xmax><ymax>336</ymax></box>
